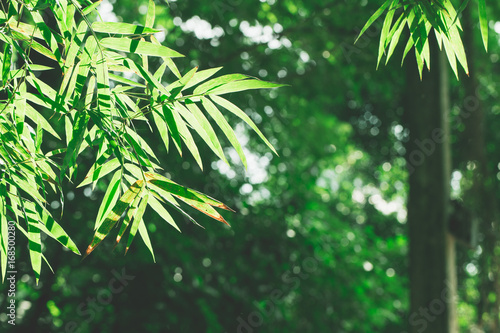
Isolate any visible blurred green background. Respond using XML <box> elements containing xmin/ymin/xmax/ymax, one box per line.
<box><xmin>1</xmin><ymin>0</ymin><xmax>500</xmax><ymax>332</ymax></box>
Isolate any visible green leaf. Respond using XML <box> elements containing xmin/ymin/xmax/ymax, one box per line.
<box><xmin>123</xmin><ymin>58</ymin><xmax>171</xmax><ymax>97</ymax></box>
<box><xmin>210</xmin><ymin>95</ymin><xmax>277</xmax><ymax>155</ymax></box>
<box><xmin>95</xmin><ymin>169</ymin><xmax>122</xmax><ymax>230</ymax></box>
<box><xmin>125</xmin><ymin>193</ymin><xmax>149</xmax><ymax>254</ymax></box>
<box><xmin>124</xmin><ymin>132</ymin><xmax>153</xmax><ymax>168</ymax></box>
<box><xmin>78</xmin><ymin>157</ymin><xmax>121</xmax><ymax>188</ymax></box>
<box><xmin>61</xmin><ymin>111</ymin><xmax>89</xmax><ymax>181</ymax></box>
<box><xmin>2</xmin><ymin>43</ymin><xmax>11</xmax><ymax>87</ymax></box>
<box><xmin>201</xmin><ymin>97</ymin><xmax>247</xmax><ymax>168</ymax></box>
<box><xmin>147</xmin><ymin>194</ymin><xmax>180</xmax><ymax>232</ymax></box>
<box><xmin>145</xmin><ymin>0</ymin><xmax>155</xmax><ymax>28</ymax></box>
<box><xmin>95</xmin><ymin>50</ymin><xmax>112</xmax><ymax>114</ymax></box>
<box><xmin>167</xmin><ymin>104</ymin><xmax>203</xmax><ymax>169</ymax></box>
<box><xmin>38</xmin><ymin>210</ymin><xmax>81</xmax><ymax>255</ymax></box>
<box><xmin>138</xmin><ymin>219</ymin><xmax>155</xmax><ymax>261</ymax></box>
<box><xmin>84</xmin><ymin>179</ymin><xmax>144</xmax><ymax>258</ymax></box>
<box><xmin>168</xmin><ymin>67</ymin><xmax>198</xmax><ymax>99</ymax></box>
<box><xmin>441</xmin><ymin>32</ymin><xmax>459</xmax><ymax>79</ymax></box>
<box><xmin>184</xmin><ymin>67</ymin><xmax>222</xmax><ymax>91</ymax></box>
<box><xmin>451</xmin><ymin>0</ymin><xmax>470</xmax><ymax>28</ymax></box>
<box><xmin>82</xmin><ymin>0</ymin><xmax>102</xmax><ymax>16</ymax></box>
<box><xmin>193</xmin><ymin>74</ymin><xmax>249</xmax><ymax>95</ymax></box>
<box><xmin>109</xmin><ymin>72</ymin><xmax>145</xmax><ymax>88</ymax></box>
<box><xmin>114</xmin><ymin>186</ymin><xmax>142</xmax><ymax>246</ymax></box>
<box><xmin>355</xmin><ymin>0</ymin><xmax>392</xmax><ymax>43</ymax></box>
<box><xmin>175</xmin><ymin>195</ymin><xmax>230</xmax><ymax>226</ymax></box>
<box><xmin>155</xmin><ymin>105</ymin><xmax>181</xmax><ymax>155</ymax></box>
<box><xmin>205</xmin><ymin>79</ymin><xmax>284</xmax><ymax>96</ymax></box>
<box><xmin>145</xmin><ymin>172</ymin><xmax>233</xmax><ymax>212</ymax></box>
<box><xmin>447</xmin><ymin>24</ymin><xmax>468</xmax><ymax>75</ymax></box>
<box><xmin>152</xmin><ymin>107</ymin><xmax>170</xmax><ymax>153</ymax></box>
<box><xmin>26</xmin><ymin>206</ymin><xmax>42</xmax><ymax>284</ymax></box>
<box><xmin>377</xmin><ymin>0</ymin><xmax>397</xmax><ymax>68</ymax></box>
<box><xmin>179</xmin><ymin>101</ymin><xmax>227</xmax><ymax>164</ymax></box>
<box><xmin>477</xmin><ymin>0</ymin><xmax>488</xmax><ymax>51</ymax></box>
<box><xmin>385</xmin><ymin>14</ymin><xmax>407</xmax><ymax>65</ymax></box>
<box><xmin>100</xmin><ymin>38</ymin><xmax>183</xmax><ymax>58</ymax></box>
<box><xmin>92</xmin><ymin>22</ymin><xmax>161</xmax><ymax>35</ymax></box>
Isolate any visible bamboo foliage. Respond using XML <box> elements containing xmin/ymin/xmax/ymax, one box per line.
<box><xmin>0</xmin><ymin>0</ymin><xmax>283</xmax><ymax>283</ymax></box>
<box><xmin>357</xmin><ymin>0</ymin><xmax>489</xmax><ymax>79</ymax></box>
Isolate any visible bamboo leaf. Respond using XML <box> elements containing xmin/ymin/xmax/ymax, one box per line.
<box><xmin>145</xmin><ymin>172</ymin><xmax>233</xmax><ymax>211</ymax></box>
<box><xmin>145</xmin><ymin>0</ymin><xmax>156</xmax><ymax>28</ymax></box>
<box><xmin>210</xmin><ymin>95</ymin><xmax>277</xmax><ymax>155</ymax></box>
<box><xmin>137</xmin><ymin>219</ymin><xmax>155</xmax><ymax>261</ymax></box>
<box><xmin>125</xmin><ymin>193</ymin><xmax>149</xmax><ymax>254</ymax></box>
<box><xmin>39</xmin><ymin>209</ymin><xmax>81</xmax><ymax>255</ymax></box>
<box><xmin>193</xmin><ymin>74</ymin><xmax>249</xmax><ymax>95</ymax></box>
<box><xmin>95</xmin><ymin>169</ymin><xmax>122</xmax><ymax>230</ymax></box>
<box><xmin>201</xmin><ymin>97</ymin><xmax>247</xmax><ymax>168</ymax></box>
<box><xmin>61</xmin><ymin>111</ymin><xmax>89</xmax><ymax>181</ymax></box>
<box><xmin>168</xmin><ymin>104</ymin><xmax>203</xmax><ymax>169</ymax></box>
<box><xmin>115</xmin><ymin>187</ymin><xmax>142</xmax><ymax>246</ymax></box>
<box><xmin>152</xmin><ymin>107</ymin><xmax>170</xmax><ymax>153</ymax></box>
<box><xmin>147</xmin><ymin>194</ymin><xmax>180</xmax><ymax>232</ymax></box>
<box><xmin>184</xmin><ymin>67</ymin><xmax>222</xmax><ymax>91</ymax></box>
<box><xmin>84</xmin><ymin>179</ymin><xmax>143</xmax><ymax>258</ymax></box>
<box><xmin>26</xmin><ymin>206</ymin><xmax>42</xmax><ymax>284</ymax></box>
<box><xmin>92</xmin><ymin>22</ymin><xmax>160</xmax><ymax>35</ymax></box>
<box><xmin>100</xmin><ymin>38</ymin><xmax>183</xmax><ymax>58</ymax></box>
<box><xmin>204</xmin><ymin>79</ymin><xmax>284</xmax><ymax>96</ymax></box>
<box><xmin>477</xmin><ymin>0</ymin><xmax>488</xmax><ymax>51</ymax></box>
<box><xmin>82</xmin><ymin>0</ymin><xmax>102</xmax><ymax>15</ymax></box>
<box><xmin>355</xmin><ymin>0</ymin><xmax>392</xmax><ymax>43</ymax></box>
<box><xmin>78</xmin><ymin>157</ymin><xmax>121</xmax><ymax>188</ymax></box>
<box><xmin>178</xmin><ymin>101</ymin><xmax>227</xmax><ymax>163</ymax></box>
<box><xmin>377</xmin><ymin>0</ymin><xmax>397</xmax><ymax>68</ymax></box>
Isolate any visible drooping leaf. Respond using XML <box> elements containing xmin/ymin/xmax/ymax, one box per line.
<box><xmin>355</xmin><ymin>0</ymin><xmax>392</xmax><ymax>43</ymax></box>
<box><xmin>201</xmin><ymin>97</ymin><xmax>247</xmax><ymax>168</ymax></box>
<box><xmin>211</xmin><ymin>95</ymin><xmax>277</xmax><ymax>155</ymax></box>
<box><xmin>84</xmin><ymin>179</ymin><xmax>144</xmax><ymax>258</ymax></box>
<box><xmin>477</xmin><ymin>0</ymin><xmax>488</xmax><ymax>51</ymax></box>
<box><xmin>61</xmin><ymin>111</ymin><xmax>89</xmax><ymax>181</ymax></box>
<box><xmin>125</xmin><ymin>193</ymin><xmax>149</xmax><ymax>254</ymax></box>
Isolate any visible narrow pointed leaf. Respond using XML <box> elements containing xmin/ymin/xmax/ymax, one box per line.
<box><xmin>61</xmin><ymin>111</ymin><xmax>89</xmax><ymax>180</ymax></box>
<box><xmin>145</xmin><ymin>0</ymin><xmax>155</xmax><ymax>28</ymax></box>
<box><xmin>39</xmin><ymin>210</ymin><xmax>80</xmax><ymax>255</ymax></box>
<box><xmin>147</xmin><ymin>194</ymin><xmax>180</xmax><ymax>232</ymax></box>
<box><xmin>78</xmin><ymin>157</ymin><xmax>121</xmax><ymax>188</ymax></box>
<box><xmin>355</xmin><ymin>0</ymin><xmax>392</xmax><ymax>43</ymax></box>
<box><xmin>92</xmin><ymin>22</ymin><xmax>160</xmax><ymax>35</ymax></box>
<box><xmin>125</xmin><ymin>193</ymin><xmax>149</xmax><ymax>254</ymax></box>
<box><xmin>95</xmin><ymin>169</ymin><xmax>122</xmax><ymax>230</ymax></box>
<box><xmin>203</xmin><ymin>79</ymin><xmax>283</xmax><ymax>96</ymax></box>
<box><xmin>211</xmin><ymin>95</ymin><xmax>277</xmax><ymax>155</ymax></box>
<box><xmin>84</xmin><ymin>180</ymin><xmax>143</xmax><ymax>258</ymax></box>
<box><xmin>201</xmin><ymin>97</ymin><xmax>247</xmax><ymax>168</ymax></box>
<box><xmin>477</xmin><ymin>0</ymin><xmax>488</xmax><ymax>51</ymax></box>
<box><xmin>101</xmin><ymin>38</ymin><xmax>183</xmax><ymax>58</ymax></box>
<box><xmin>138</xmin><ymin>219</ymin><xmax>155</xmax><ymax>261</ymax></box>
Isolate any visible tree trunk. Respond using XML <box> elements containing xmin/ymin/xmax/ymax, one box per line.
<box><xmin>461</xmin><ymin>5</ymin><xmax>500</xmax><ymax>331</ymax></box>
<box><xmin>404</xmin><ymin>37</ymin><xmax>456</xmax><ymax>333</ymax></box>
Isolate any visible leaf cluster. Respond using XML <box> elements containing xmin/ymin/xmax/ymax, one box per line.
<box><xmin>0</xmin><ymin>0</ymin><xmax>282</xmax><ymax>282</ymax></box>
<box><xmin>357</xmin><ymin>0</ymin><xmax>489</xmax><ymax>78</ymax></box>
